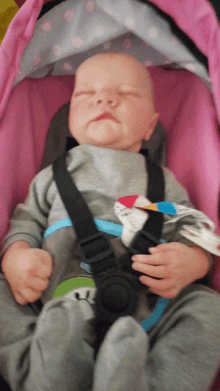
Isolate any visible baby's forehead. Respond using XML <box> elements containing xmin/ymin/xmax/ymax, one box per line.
<box><xmin>75</xmin><ymin>54</ymin><xmax>152</xmax><ymax>89</ymax></box>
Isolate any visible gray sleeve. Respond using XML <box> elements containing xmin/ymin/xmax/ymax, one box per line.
<box><xmin>92</xmin><ymin>286</ymin><xmax>220</xmax><ymax>391</ymax></box>
<box><xmin>0</xmin><ymin>166</ymin><xmax>53</xmax><ymax>257</ymax></box>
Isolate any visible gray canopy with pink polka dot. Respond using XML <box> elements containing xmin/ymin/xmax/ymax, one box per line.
<box><xmin>14</xmin><ymin>0</ymin><xmax>209</xmax><ymax>87</ymax></box>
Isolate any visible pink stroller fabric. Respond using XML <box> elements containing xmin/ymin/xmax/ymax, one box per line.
<box><xmin>0</xmin><ymin>0</ymin><xmax>220</xmax><ymax>389</ymax></box>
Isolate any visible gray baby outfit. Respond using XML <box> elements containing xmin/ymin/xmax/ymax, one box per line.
<box><xmin>0</xmin><ymin>144</ymin><xmax>220</xmax><ymax>391</ymax></box>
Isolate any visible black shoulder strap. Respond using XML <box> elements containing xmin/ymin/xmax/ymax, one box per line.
<box><xmin>139</xmin><ymin>147</ymin><xmax>164</xmax><ymax>202</ymax></box>
<box><xmin>52</xmin><ymin>152</ymin><xmax>115</xmax><ymax>275</ymax></box>
<box><xmin>130</xmin><ymin>148</ymin><xmax>164</xmax><ymax>254</ymax></box>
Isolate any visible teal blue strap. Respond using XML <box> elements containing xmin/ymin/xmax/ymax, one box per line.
<box><xmin>141</xmin><ymin>297</ymin><xmax>170</xmax><ymax>331</ymax></box>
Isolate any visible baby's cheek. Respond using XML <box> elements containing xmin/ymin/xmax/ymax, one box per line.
<box><xmin>69</xmin><ymin>112</ymin><xmax>82</xmax><ymax>138</ymax></box>
<box><xmin>126</xmin><ymin>105</ymin><xmax>142</xmax><ymax>125</ymax></box>
<box><xmin>70</xmin><ymin>107</ymin><xmax>85</xmax><ymax>128</ymax></box>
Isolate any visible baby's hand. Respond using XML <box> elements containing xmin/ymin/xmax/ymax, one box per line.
<box><xmin>131</xmin><ymin>242</ymin><xmax>210</xmax><ymax>298</ymax></box>
<box><xmin>2</xmin><ymin>243</ymin><xmax>52</xmax><ymax>305</ymax></box>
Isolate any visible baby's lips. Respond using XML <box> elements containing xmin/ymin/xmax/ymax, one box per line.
<box><xmin>93</xmin><ymin>112</ymin><xmax>119</xmax><ymax>123</ymax></box>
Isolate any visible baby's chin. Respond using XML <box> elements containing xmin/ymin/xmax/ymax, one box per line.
<box><xmin>84</xmin><ymin>121</ymin><xmax>122</xmax><ymax>146</ymax></box>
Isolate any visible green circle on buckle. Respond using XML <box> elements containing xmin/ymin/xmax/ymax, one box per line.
<box><xmin>53</xmin><ymin>277</ymin><xmax>95</xmax><ymax>298</ymax></box>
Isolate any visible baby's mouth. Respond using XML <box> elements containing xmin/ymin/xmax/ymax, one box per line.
<box><xmin>93</xmin><ymin>112</ymin><xmax>119</xmax><ymax>122</ymax></box>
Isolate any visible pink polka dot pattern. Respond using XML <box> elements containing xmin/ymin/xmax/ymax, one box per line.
<box><xmin>63</xmin><ymin>63</ymin><xmax>72</xmax><ymax>71</ymax></box>
<box><xmin>14</xmin><ymin>0</ymin><xmax>204</xmax><ymax>86</ymax></box>
<box><xmin>87</xmin><ymin>1</ymin><xmax>94</xmax><ymax>12</ymax></box>
<box><xmin>34</xmin><ymin>56</ymin><xmax>41</xmax><ymax>65</ymax></box>
<box><xmin>42</xmin><ymin>21</ymin><xmax>52</xmax><ymax>31</ymax></box>
<box><xmin>104</xmin><ymin>8</ymin><xmax>112</xmax><ymax>15</ymax></box>
<box><xmin>125</xmin><ymin>18</ymin><xmax>135</xmax><ymax>30</ymax></box>
<box><xmin>96</xmin><ymin>26</ymin><xmax>104</xmax><ymax>37</ymax></box>
<box><xmin>53</xmin><ymin>46</ymin><xmax>62</xmax><ymax>56</ymax></box>
<box><xmin>149</xmin><ymin>27</ymin><xmax>159</xmax><ymax>38</ymax></box>
<box><xmin>64</xmin><ymin>10</ymin><xmax>74</xmax><ymax>22</ymax></box>
<box><xmin>73</xmin><ymin>37</ymin><xmax>83</xmax><ymax>47</ymax></box>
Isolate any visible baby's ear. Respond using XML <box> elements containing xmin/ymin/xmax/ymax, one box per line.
<box><xmin>144</xmin><ymin>112</ymin><xmax>159</xmax><ymax>141</ymax></box>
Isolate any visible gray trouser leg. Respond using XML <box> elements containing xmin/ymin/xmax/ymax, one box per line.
<box><xmin>0</xmin><ymin>274</ymin><xmax>94</xmax><ymax>391</ymax></box>
<box><xmin>93</xmin><ymin>284</ymin><xmax>220</xmax><ymax>391</ymax></box>
<box><xmin>1</xmin><ymin>272</ymin><xmax>220</xmax><ymax>391</ymax></box>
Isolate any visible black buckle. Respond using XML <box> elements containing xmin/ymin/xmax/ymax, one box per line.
<box><xmin>129</xmin><ymin>229</ymin><xmax>160</xmax><ymax>255</ymax></box>
<box><xmin>78</xmin><ymin>233</ymin><xmax>114</xmax><ymax>264</ymax></box>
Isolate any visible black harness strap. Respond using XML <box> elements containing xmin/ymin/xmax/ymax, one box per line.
<box><xmin>130</xmin><ymin>148</ymin><xmax>164</xmax><ymax>255</ymax></box>
<box><xmin>52</xmin><ymin>149</ymin><xmax>164</xmax><ymax>261</ymax></box>
<box><xmin>53</xmin><ymin>148</ymin><xmax>165</xmax><ymax>356</ymax></box>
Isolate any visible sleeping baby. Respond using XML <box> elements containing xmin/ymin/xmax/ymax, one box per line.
<box><xmin>0</xmin><ymin>52</ymin><xmax>220</xmax><ymax>391</ymax></box>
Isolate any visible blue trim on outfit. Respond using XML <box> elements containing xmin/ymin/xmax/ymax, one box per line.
<box><xmin>43</xmin><ymin>218</ymin><xmax>123</xmax><ymax>239</ymax></box>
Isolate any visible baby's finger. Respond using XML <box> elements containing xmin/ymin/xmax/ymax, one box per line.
<box><xmin>149</xmin><ymin>242</ymin><xmax>184</xmax><ymax>253</ymax></box>
<box><xmin>139</xmin><ymin>275</ymin><xmax>173</xmax><ymax>291</ymax></box>
<box><xmin>33</xmin><ymin>263</ymin><xmax>52</xmax><ymax>279</ymax></box>
<box><xmin>14</xmin><ymin>291</ymin><xmax>28</xmax><ymax>305</ymax></box>
<box><xmin>14</xmin><ymin>288</ymin><xmax>40</xmax><ymax>305</ymax></box>
<box><xmin>27</xmin><ymin>276</ymin><xmax>49</xmax><ymax>292</ymax></box>
<box><xmin>149</xmin><ymin>286</ymin><xmax>180</xmax><ymax>299</ymax></box>
<box><xmin>132</xmin><ymin>263</ymin><xmax>170</xmax><ymax>279</ymax></box>
<box><xmin>21</xmin><ymin>287</ymin><xmax>42</xmax><ymax>303</ymax></box>
<box><xmin>132</xmin><ymin>254</ymin><xmax>167</xmax><ymax>265</ymax></box>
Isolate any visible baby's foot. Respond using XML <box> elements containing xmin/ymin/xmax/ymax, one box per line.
<box><xmin>30</xmin><ymin>297</ymin><xmax>94</xmax><ymax>391</ymax></box>
<box><xmin>64</xmin><ymin>286</ymin><xmax>96</xmax><ymax>321</ymax></box>
<box><xmin>65</xmin><ymin>286</ymin><xmax>96</xmax><ymax>304</ymax></box>
<box><xmin>93</xmin><ymin>316</ymin><xmax>148</xmax><ymax>391</ymax></box>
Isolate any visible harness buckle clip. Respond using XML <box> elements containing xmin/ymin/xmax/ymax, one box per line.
<box><xmin>78</xmin><ymin>233</ymin><xmax>114</xmax><ymax>264</ymax></box>
<box><xmin>129</xmin><ymin>229</ymin><xmax>160</xmax><ymax>255</ymax></box>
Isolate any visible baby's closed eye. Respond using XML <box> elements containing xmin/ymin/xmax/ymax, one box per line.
<box><xmin>119</xmin><ymin>91</ymin><xmax>140</xmax><ymax>97</ymax></box>
<box><xmin>74</xmin><ymin>91</ymin><xmax>95</xmax><ymax>97</ymax></box>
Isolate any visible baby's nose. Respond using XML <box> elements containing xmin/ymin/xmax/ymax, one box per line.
<box><xmin>95</xmin><ymin>91</ymin><xmax>119</xmax><ymax>107</ymax></box>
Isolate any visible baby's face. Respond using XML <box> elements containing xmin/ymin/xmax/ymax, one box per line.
<box><xmin>69</xmin><ymin>54</ymin><xmax>158</xmax><ymax>152</ymax></box>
